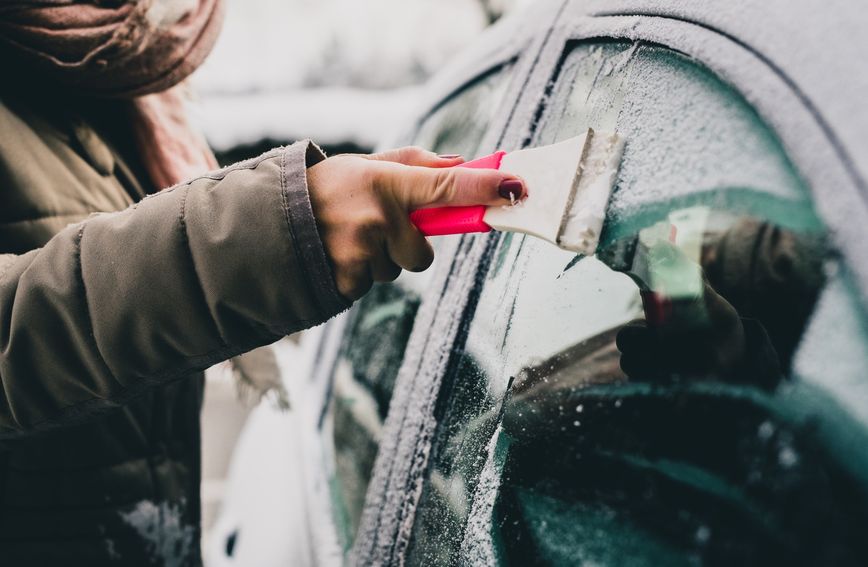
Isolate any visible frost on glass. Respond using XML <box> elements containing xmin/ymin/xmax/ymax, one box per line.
<box><xmin>794</xmin><ymin>273</ymin><xmax>868</xmax><ymax>427</ymax></box>
<box><xmin>406</xmin><ymin>42</ymin><xmax>868</xmax><ymax>566</ymax></box>
<box><xmin>324</xmin><ymin>65</ymin><xmax>514</xmax><ymax>553</ymax></box>
<box><xmin>535</xmin><ymin>43</ymin><xmax>818</xmax><ymax>233</ymax></box>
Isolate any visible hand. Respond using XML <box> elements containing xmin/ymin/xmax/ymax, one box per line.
<box><xmin>616</xmin><ymin>281</ymin><xmax>747</xmax><ymax>381</ymax></box>
<box><xmin>306</xmin><ymin>147</ymin><xmax>525</xmax><ymax>300</ymax></box>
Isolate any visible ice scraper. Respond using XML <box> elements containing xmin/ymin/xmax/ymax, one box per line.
<box><xmin>597</xmin><ymin>207</ymin><xmax>711</xmax><ymax>328</ymax></box>
<box><xmin>410</xmin><ymin>129</ymin><xmax>625</xmax><ymax>256</ymax></box>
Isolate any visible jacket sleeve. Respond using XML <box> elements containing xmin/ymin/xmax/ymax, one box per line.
<box><xmin>0</xmin><ymin>140</ymin><xmax>349</xmax><ymax>437</ymax></box>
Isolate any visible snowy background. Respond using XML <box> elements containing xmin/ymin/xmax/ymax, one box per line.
<box><xmin>190</xmin><ymin>0</ymin><xmax>531</xmax><ymax>160</ymax></box>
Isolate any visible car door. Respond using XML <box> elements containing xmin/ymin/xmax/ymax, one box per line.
<box><xmin>320</xmin><ymin>61</ymin><xmax>516</xmax><ymax>555</ymax></box>
<box><xmin>354</xmin><ymin>4</ymin><xmax>868</xmax><ymax>566</ymax></box>
<box><xmin>312</xmin><ymin>7</ymin><xmax>564</xmax><ymax>558</ymax></box>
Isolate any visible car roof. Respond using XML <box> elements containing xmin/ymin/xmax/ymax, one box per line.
<box><xmin>577</xmin><ymin>0</ymin><xmax>867</xmax><ymax>197</ymax></box>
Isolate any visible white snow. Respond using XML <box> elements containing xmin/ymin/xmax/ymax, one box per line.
<box><xmin>189</xmin><ymin>0</ymin><xmax>533</xmax><ymax>150</ymax></box>
<box><xmin>204</xmin><ymin>328</ymin><xmax>349</xmax><ymax>567</ymax></box>
<box><xmin>794</xmin><ymin>273</ymin><xmax>868</xmax><ymax>428</ymax></box>
<box><xmin>120</xmin><ymin>500</ymin><xmax>197</xmax><ymax>567</ymax></box>
<box><xmin>194</xmin><ymin>0</ymin><xmax>489</xmax><ymax>94</ymax></box>
<box><xmin>188</xmin><ymin>87</ymin><xmax>422</xmax><ymax>152</ymax></box>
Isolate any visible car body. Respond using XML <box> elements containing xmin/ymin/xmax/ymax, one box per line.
<box><xmin>209</xmin><ymin>1</ymin><xmax>868</xmax><ymax>565</ymax></box>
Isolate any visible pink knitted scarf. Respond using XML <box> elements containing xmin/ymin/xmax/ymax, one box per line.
<box><xmin>0</xmin><ymin>0</ymin><xmax>224</xmax><ymax>189</ymax></box>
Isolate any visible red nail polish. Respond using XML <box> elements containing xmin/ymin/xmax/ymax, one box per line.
<box><xmin>438</xmin><ymin>154</ymin><xmax>462</xmax><ymax>159</ymax></box>
<box><xmin>498</xmin><ymin>179</ymin><xmax>524</xmax><ymax>201</ymax></box>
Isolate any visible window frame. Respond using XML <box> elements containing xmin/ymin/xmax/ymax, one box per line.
<box><xmin>351</xmin><ymin>4</ymin><xmax>868</xmax><ymax>566</ymax></box>
<box><xmin>343</xmin><ymin>6</ymin><xmax>563</xmax><ymax>563</ymax></box>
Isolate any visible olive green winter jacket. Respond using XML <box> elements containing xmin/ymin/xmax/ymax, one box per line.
<box><xmin>0</xmin><ymin>89</ymin><xmax>348</xmax><ymax>565</ymax></box>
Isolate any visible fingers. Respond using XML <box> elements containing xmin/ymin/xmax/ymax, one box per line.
<box><xmin>367</xmin><ymin>146</ymin><xmax>465</xmax><ymax>168</ymax></box>
<box><xmin>617</xmin><ymin>319</ymin><xmax>720</xmax><ymax>379</ymax></box>
<box><xmin>330</xmin><ymin>230</ymin><xmax>400</xmax><ymax>299</ymax></box>
<box><xmin>331</xmin><ymin>243</ymin><xmax>400</xmax><ymax>300</ymax></box>
<box><xmin>334</xmin><ymin>259</ymin><xmax>373</xmax><ymax>301</ymax></box>
<box><xmin>377</xmin><ymin>161</ymin><xmax>526</xmax><ymax>210</ymax></box>
<box><xmin>368</xmin><ymin>146</ymin><xmax>527</xmax><ymax>209</ymax></box>
<box><xmin>615</xmin><ymin>321</ymin><xmax>648</xmax><ymax>352</ymax></box>
<box><xmin>308</xmin><ymin>148</ymin><xmax>521</xmax><ymax>303</ymax></box>
<box><xmin>386</xmin><ymin>221</ymin><xmax>435</xmax><ymax>273</ymax></box>
<box><xmin>616</xmin><ymin>322</ymin><xmax>657</xmax><ymax>378</ymax></box>
<box><xmin>334</xmin><ymin>226</ymin><xmax>430</xmax><ymax>297</ymax></box>
<box><xmin>370</xmin><ymin>244</ymin><xmax>403</xmax><ymax>283</ymax></box>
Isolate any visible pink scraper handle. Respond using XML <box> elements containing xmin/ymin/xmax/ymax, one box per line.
<box><xmin>409</xmin><ymin>151</ymin><xmax>506</xmax><ymax>236</ymax></box>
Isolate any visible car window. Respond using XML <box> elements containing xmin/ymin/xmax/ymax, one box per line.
<box><xmin>322</xmin><ymin>64</ymin><xmax>514</xmax><ymax>554</ymax></box>
<box><xmin>405</xmin><ymin>42</ymin><xmax>868</xmax><ymax>566</ymax></box>
<box><xmin>413</xmin><ymin>64</ymin><xmax>514</xmax><ymax>158</ymax></box>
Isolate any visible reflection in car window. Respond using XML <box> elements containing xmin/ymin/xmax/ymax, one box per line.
<box><xmin>406</xmin><ymin>42</ymin><xmax>868</xmax><ymax>566</ymax></box>
<box><xmin>323</xmin><ymin>64</ymin><xmax>514</xmax><ymax>553</ymax></box>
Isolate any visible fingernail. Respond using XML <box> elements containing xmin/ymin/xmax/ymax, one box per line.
<box><xmin>498</xmin><ymin>179</ymin><xmax>524</xmax><ymax>201</ymax></box>
<box><xmin>438</xmin><ymin>154</ymin><xmax>462</xmax><ymax>159</ymax></box>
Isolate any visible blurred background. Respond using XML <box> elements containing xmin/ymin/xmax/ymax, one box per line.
<box><xmin>190</xmin><ymin>0</ymin><xmax>532</xmax><ymax>164</ymax></box>
<box><xmin>191</xmin><ymin>0</ymin><xmax>530</xmax><ymax>553</ymax></box>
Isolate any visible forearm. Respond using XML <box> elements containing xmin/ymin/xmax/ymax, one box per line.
<box><xmin>0</xmin><ymin>140</ymin><xmax>348</xmax><ymax>436</ymax></box>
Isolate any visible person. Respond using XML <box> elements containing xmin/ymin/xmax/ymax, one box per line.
<box><xmin>0</xmin><ymin>1</ymin><xmax>525</xmax><ymax>565</ymax></box>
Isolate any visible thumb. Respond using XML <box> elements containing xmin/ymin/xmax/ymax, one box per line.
<box><xmin>380</xmin><ymin>162</ymin><xmax>526</xmax><ymax>210</ymax></box>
